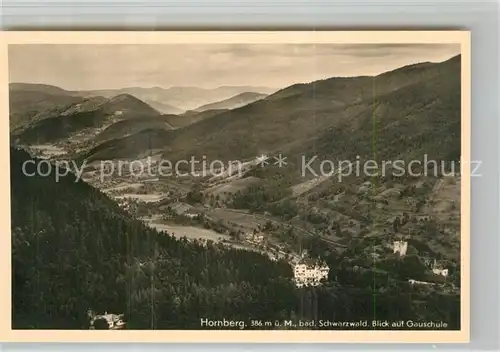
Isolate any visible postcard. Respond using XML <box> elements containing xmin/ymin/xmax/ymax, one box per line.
<box><xmin>0</xmin><ymin>30</ymin><xmax>470</xmax><ymax>343</ymax></box>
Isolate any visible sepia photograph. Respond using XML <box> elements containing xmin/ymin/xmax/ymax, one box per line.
<box><xmin>0</xmin><ymin>31</ymin><xmax>470</xmax><ymax>343</ymax></box>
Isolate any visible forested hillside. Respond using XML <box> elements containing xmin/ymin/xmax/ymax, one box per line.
<box><xmin>11</xmin><ymin>147</ymin><xmax>294</xmax><ymax>329</ymax></box>
<box><xmin>11</xmin><ymin>148</ymin><xmax>459</xmax><ymax>330</ymax></box>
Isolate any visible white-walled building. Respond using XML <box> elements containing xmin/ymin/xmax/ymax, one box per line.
<box><xmin>432</xmin><ymin>268</ymin><xmax>449</xmax><ymax>277</ymax></box>
<box><xmin>432</xmin><ymin>260</ymin><xmax>449</xmax><ymax>277</ymax></box>
<box><xmin>293</xmin><ymin>262</ymin><xmax>330</xmax><ymax>288</ymax></box>
<box><xmin>184</xmin><ymin>210</ymin><xmax>201</xmax><ymax>219</ymax></box>
<box><xmin>408</xmin><ymin>279</ymin><xmax>433</xmax><ymax>286</ymax></box>
<box><xmin>245</xmin><ymin>232</ymin><xmax>265</xmax><ymax>244</ymax></box>
<box><xmin>393</xmin><ymin>241</ymin><xmax>408</xmax><ymax>256</ymax></box>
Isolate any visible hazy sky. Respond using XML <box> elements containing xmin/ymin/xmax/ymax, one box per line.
<box><xmin>9</xmin><ymin>44</ymin><xmax>460</xmax><ymax>90</ymax></box>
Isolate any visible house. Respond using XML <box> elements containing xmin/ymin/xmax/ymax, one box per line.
<box><xmin>432</xmin><ymin>259</ymin><xmax>449</xmax><ymax>277</ymax></box>
<box><xmin>184</xmin><ymin>210</ymin><xmax>201</xmax><ymax>219</ymax></box>
<box><xmin>88</xmin><ymin>310</ymin><xmax>126</xmax><ymax>330</ymax></box>
<box><xmin>432</xmin><ymin>268</ymin><xmax>449</xmax><ymax>277</ymax></box>
<box><xmin>169</xmin><ymin>202</ymin><xmax>203</xmax><ymax>218</ymax></box>
<box><xmin>408</xmin><ymin>279</ymin><xmax>433</xmax><ymax>286</ymax></box>
<box><xmin>293</xmin><ymin>261</ymin><xmax>330</xmax><ymax>288</ymax></box>
<box><xmin>245</xmin><ymin>232</ymin><xmax>265</xmax><ymax>244</ymax></box>
<box><xmin>416</xmin><ymin>215</ymin><xmax>431</xmax><ymax>222</ymax></box>
<box><xmin>393</xmin><ymin>241</ymin><xmax>408</xmax><ymax>256</ymax></box>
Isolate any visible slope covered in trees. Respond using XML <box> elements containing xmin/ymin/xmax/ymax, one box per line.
<box><xmin>13</xmin><ymin>94</ymin><xmax>161</xmax><ymax>145</ymax></box>
<box><xmin>11</xmin><ymin>148</ymin><xmax>460</xmax><ymax>330</ymax></box>
<box><xmin>11</xmin><ymin>147</ymin><xmax>294</xmax><ymax>329</ymax></box>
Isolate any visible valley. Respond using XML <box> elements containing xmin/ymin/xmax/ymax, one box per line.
<box><xmin>10</xmin><ymin>51</ymin><xmax>462</xmax><ymax>330</ymax></box>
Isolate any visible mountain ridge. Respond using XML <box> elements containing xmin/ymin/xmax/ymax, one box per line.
<box><xmin>193</xmin><ymin>92</ymin><xmax>268</xmax><ymax>112</ymax></box>
<box><xmin>83</xmin><ymin>55</ymin><xmax>461</xmax><ymax>166</ymax></box>
<box><xmin>12</xmin><ymin>93</ymin><xmax>162</xmax><ymax>145</ymax></box>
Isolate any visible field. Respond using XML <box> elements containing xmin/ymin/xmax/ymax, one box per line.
<box><xmin>429</xmin><ymin>176</ymin><xmax>461</xmax><ymax>223</ymax></box>
<box><xmin>115</xmin><ymin>193</ymin><xmax>166</xmax><ymax>203</ymax></box>
<box><xmin>144</xmin><ymin>220</ymin><xmax>231</xmax><ymax>242</ymax></box>
<box><xmin>205</xmin><ymin>176</ymin><xmax>261</xmax><ymax>197</ymax></box>
<box><xmin>207</xmin><ymin>208</ymin><xmax>269</xmax><ymax>232</ymax></box>
<box><xmin>102</xmin><ymin>182</ymin><xmax>144</xmax><ymax>192</ymax></box>
<box><xmin>28</xmin><ymin>144</ymin><xmax>67</xmax><ymax>158</ymax></box>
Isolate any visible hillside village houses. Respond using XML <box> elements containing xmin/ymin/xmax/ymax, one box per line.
<box><xmin>392</xmin><ymin>231</ymin><xmax>451</xmax><ymax>282</ymax></box>
<box><xmin>244</xmin><ymin>232</ymin><xmax>265</xmax><ymax>244</ymax></box>
<box><xmin>391</xmin><ymin>240</ymin><xmax>449</xmax><ymax>277</ymax></box>
<box><xmin>391</xmin><ymin>239</ymin><xmax>449</xmax><ymax>284</ymax></box>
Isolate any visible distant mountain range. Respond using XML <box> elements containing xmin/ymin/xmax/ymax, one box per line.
<box><xmin>9</xmin><ymin>55</ymin><xmax>461</xmax><ymax>175</ymax></box>
<box><xmin>9</xmin><ymin>82</ymin><xmax>276</xmax><ymax>145</ymax></box>
<box><xmin>73</xmin><ymin>86</ymin><xmax>275</xmax><ymax>112</ymax></box>
<box><xmin>84</xmin><ymin>55</ymin><xmax>461</xmax><ymax>170</ymax></box>
<box><xmin>9</xmin><ymin>82</ymin><xmax>276</xmax><ymax>114</ymax></box>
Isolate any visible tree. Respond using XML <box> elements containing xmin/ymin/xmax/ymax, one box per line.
<box><xmin>393</xmin><ymin>217</ymin><xmax>400</xmax><ymax>232</ymax></box>
<box><xmin>93</xmin><ymin>318</ymin><xmax>109</xmax><ymax>330</ymax></box>
<box><xmin>406</xmin><ymin>245</ymin><xmax>418</xmax><ymax>256</ymax></box>
<box><xmin>399</xmin><ymin>255</ymin><xmax>426</xmax><ymax>280</ymax></box>
<box><xmin>402</xmin><ymin>212</ymin><xmax>409</xmax><ymax>225</ymax></box>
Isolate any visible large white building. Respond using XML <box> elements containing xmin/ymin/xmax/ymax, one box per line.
<box><xmin>293</xmin><ymin>262</ymin><xmax>330</xmax><ymax>288</ymax></box>
<box><xmin>393</xmin><ymin>241</ymin><xmax>408</xmax><ymax>256</ymax></box>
